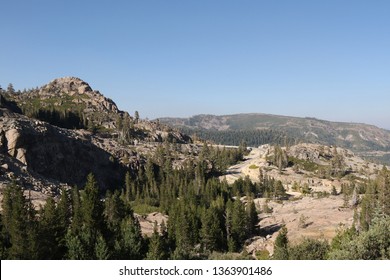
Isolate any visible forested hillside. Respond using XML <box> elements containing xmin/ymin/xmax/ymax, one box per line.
<box><xmin>160</xmin><ymin>114</ymin><xmax>390</xmax><ymax>164</ymax></box>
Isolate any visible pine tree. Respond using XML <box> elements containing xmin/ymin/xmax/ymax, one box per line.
<box><xmin>38</xmin><ymin>197</ymin><xmax>61</xmax><ymax>259</ymax></box>
<box><xmin>225</xmin><ymin>199</ymin><xmax>234</xmax><ymax>252</ymax></box>
<box><xmin>200</xmin><ymin>206</ymin><xmax>224</xmax><ymax>253</ymax></box>
<box><xmin>66</xmin><ymin>227</ymin><xmax>90</xmax><ymax>260</ymax></box>
<box><xmin>95</xmin><ymin>233</ymin><xmax>110</xmax><ymax>260</ymax></box>
<box><xmin>146</xmin><ymin>222</ymin><xmax>167</xmax><ymax>260</ymax></box>
<box><xmin>273</xmin><ymin>146</ymin><xmax>288</xmax><ymax>172</ymax></box>
<box><xmin>273</xmin><ymin>226</ymin><xmax>289</xmax><ymax>260</ymax></box>
<box><xmin>81</xmin><ymin>174</ymin><xmax>104</xmax><ymax>234</ymax></box>
<box><xmin>167</xmin><ymin>198</ymin><xmax>200</xmax><ymax>259</ymax></box>
<box><xmin>378</xmin><ymin>166</ymin><xmax>390</xmax><ymax>216</ymax></box>
<box><xmin>104</xmin><ymin>190</ymin><xmax>129</xmax><ymax>232</ymax></box>
<box><xmin>114</xmin><ymin>217</ymin><xmax>144</xmax><ymax>259</ymax></box>
<box><xmin>360</xmin><ymin>182</ymin><xmax>377</xmax><ymax>231</ymax></box>
<box><xmin>134</xmin><ymin>111</ymin><xmax>140</xmax><ymax>123</ymax></box>
<box><xmin>2</xmin><ymin>181</ymin><xmax>37</xmax><ymax>259</ymax></box>
<box><xmin>125</xmin><ymin>171</ymin><xmax>136</xmax><ymax>201</ymax></box>
<box><xmin>273</xmin><ymin>180</ymin><xmax>287</xmax><ymax>200</ymax></box>
<box><xmin>56</xmin><ymin>188</ymin><xmax>71</xmax><ymax>258</ymax></box>
<box><xmin>6</xmin><ymin>83</ymin><xmax>15</xmax><ymax>95</ymax></box>
<box><xmin>0</xmin><ymin>212</ymin><xmax>10</xmax><ymax>259</ymax></box>
<box><xmin>70</xmin><ymin>186</ymin><xmax>82</xmax><ymax>234</ymax></box>
<box><xmin>229</xmin><ymin>198</ymin><xmax>249</xmax><ymax>252</ymax></box>
<box><xmin>67</xmin><ymin>174</ymin><xmax>107</xmax><ymax>259</ymax></box>
<box><xmin>246</xmin><ymin>197</ymin><xmax>258</xmax><ymax>235</ymax></box>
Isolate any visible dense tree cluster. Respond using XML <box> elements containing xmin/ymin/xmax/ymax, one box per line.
<box><xmin>0</xmin><ymin>144</ymin><xmax>265</xmax><ymax>259</ymax></box>
<box><xmin>182</xmin><ymin>128</ymin><xmax>297</xmax><ymax>147</ymax></box>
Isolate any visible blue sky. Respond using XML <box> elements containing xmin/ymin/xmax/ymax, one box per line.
<box><xmin>1</xmin><ymin>0</ymin><xmax>389</xmax><ymax>129</ymax></box>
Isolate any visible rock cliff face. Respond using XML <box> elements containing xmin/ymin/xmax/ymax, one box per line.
<box><xmin>0</xmin><ymin>108</ymin><xmax>126</xmax><ymax>192</ymax></box>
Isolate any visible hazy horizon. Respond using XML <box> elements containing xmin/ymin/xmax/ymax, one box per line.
<box><xmin>1</xmin><ymin>1</ymin><xmax>389</xmax><ymax>129</ymax></box>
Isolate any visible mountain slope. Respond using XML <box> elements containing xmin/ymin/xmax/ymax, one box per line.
<box><xmin>0</xmin><ymin>107</ymin><xmax>126</xmax><ymax>192</ymax></box>
<box><xmin>3</xmin><ymin>77</ymin><xmax>191</xmax><ymax>143</ymax></box>
<box><xmin>0</xmin><ymin>77</ymin><xmax>194</xmax><ymax>206</ymax></box>
<box><xmin>159</xmin><ymin>113</ymin><xmax>390</xmax><ymax>162</ymax></box>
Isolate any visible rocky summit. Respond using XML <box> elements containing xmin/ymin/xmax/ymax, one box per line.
<box><xmin>0</xmin><ymin>77</ymin><xmax>194</xmax><ymax>206</ymax></box>
<box><xmin>8</xmin><ymin>77</ymin><xmax>120</xmax><ymax>130</ymax></box>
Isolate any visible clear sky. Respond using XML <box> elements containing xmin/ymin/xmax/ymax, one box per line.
<box><xmin>1</xmin><ymin>0</ymin><xmax>389</xmax><ymax>129</ymax></box>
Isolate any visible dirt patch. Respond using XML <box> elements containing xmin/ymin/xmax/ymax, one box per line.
<box><xmin>136</xmin><ymin>212</ymin><xmax>168</xmax><ymax>237</ymax></box>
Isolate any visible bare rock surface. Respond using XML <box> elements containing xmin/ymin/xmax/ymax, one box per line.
<box><xmin>223</xmin><ymin>143</ymin><xmax>387</xmax><ymax>257</ymax></box>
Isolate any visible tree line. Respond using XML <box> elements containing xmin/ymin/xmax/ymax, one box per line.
<box><xmin>181</xmin><ymin>128</ymin><xmax>298</xmax><ymax>147</ymax></box>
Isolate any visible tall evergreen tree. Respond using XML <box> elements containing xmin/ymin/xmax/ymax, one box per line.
<box><xmin>67</xmin><ymin>174</ymin><xmax>107</xmax><ymax>259</ymax></box>
<box><xmin>38</xmin><ymin>197</ymin><xmax>61</xmax><ymax>259</ymax></box>
<box><xmin>273</xmin><ymin>226</ymin><xmax>289</xmax><ymax>260</ymax></box>
<box><xmin>70</xmin><ymin>186</ymin><xmax>82</xmax><ymax>234</ymax></box>
<box><xmin>56</xmin><ymin>188</ymin><xmax>71</xmax><ymax>257</ymax></box>
<box><xmin>200</xmin><ymin>206</ymin><xmax>224</xmax><ymax>253</ymax></box>
<box><xmin>246</xmin><ymin>197</ymin><xmax>258</xmax><ymax>235</ymax></box>
<box><xmin>146</xmin><ymin>222</ymin><xmax>168</xmax><ymax>260</ymax></box>
<box><xmin>81</xmin><ymin>174</ymin><xmax>104</xmax><ymax>234</ymax></box>
<box><xmin>114</xmin><ymin>217</ymin><xmax>144</xmax><ymax>259</ymax></box>
<box><xmin>66</xmin><ymin>227</ymin><xmax>91</xmax><ymax>260</ymax></box>
<box><xmin>378</xmin><ymin>166</ymin><xmax>390</xmax><ymax>216</ymax></box>
<box><xmin>6</xmin><ymin>83</ymin><xmax>15</xmax><ymax>95</ymax></box>
<box><xmin>2</xmin><ymin>181</ymin><xmax>37</xmax><ymax>259</ymax></box>
<box><xmin>0</xmin><ymin>213</ymin><xmax>9</xmax><ymax>259</ymax></box>
<box><xmin>95</xmin><ymin>233</ymin><xmax>110</xmax><ymax>260</ymax></box>
<box><xmin>229</xmin><ymin>198</ymin><xmax>249</xmax><ymax>252</ymax></box>
<box><xmin>360</xmin><ymin>181</ymin><xmax>377</xmax><ymax>231</ymax></box>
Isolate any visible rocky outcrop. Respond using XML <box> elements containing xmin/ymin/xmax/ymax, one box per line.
<box><xmin>5</xmin><ymin>77</ymin><xmax>191</xmax><ymax>145</ymax></box>
<box><xmin>136</xmin><ymin>120</ymin><xmax>192</xmax><ymax>144</ymax></box>
<box><xmin>0</xmin><ymin>77</ymin><xmax>195</xmax><ymax>204</ymax></box>
<box><xmin>0</xmin><ymin>108</ymin><xmax>127</xmax><ymax>190</ymax></box>
<box><xmin>287</xmin><ymin>143</ymin><xmax>355</xmax><ymax>165</ymax></box>
<box><xmin>39</xmin><ymin>77</ymin><xmax>120</xmax><ymax>114</ymax></box>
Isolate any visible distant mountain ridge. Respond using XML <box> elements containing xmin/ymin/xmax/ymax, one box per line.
<box><xmin>159</xmin><ymin>113</ymin><xmax>390</xmax><ymax>163</ymax></box>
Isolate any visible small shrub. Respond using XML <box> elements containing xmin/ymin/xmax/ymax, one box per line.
<box><xmin>255</xmin><ymin>249</ymin><xmax>270</xmax><ymax>260</ymax></box>
<box><xmin>262</xmin><ymin>203</ymin><xmax>273</xmax><ymax>214</ymax></box>
<box><xmin>299</xmin><ymin>214</ymin><xmax>309</xmax><ymax>229</ymax></box>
